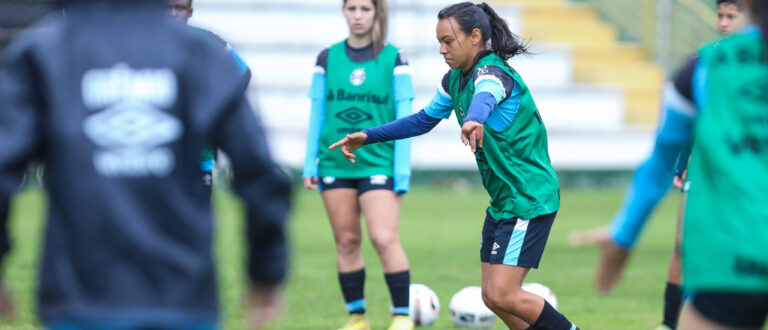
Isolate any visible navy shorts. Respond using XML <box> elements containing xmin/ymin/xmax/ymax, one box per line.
<box><xmin>480</xmin><ymin>211</ymin><xmax>556</xmax><ymax>268</ymax></box>
<box><xmin>691</xmin><ymin>292</ymin><xmax>768</xmax><ymax>328</ymax></box>
<box><xmin>319</xmin><ymin>175</ymin><xmax>393</xmax><ymax>195</ymax></box>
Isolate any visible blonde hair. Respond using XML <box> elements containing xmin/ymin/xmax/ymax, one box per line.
<box><xmin>372</xmin><ymin>0</ymin><xmax>388</xmax><ymax>57</ymax></box>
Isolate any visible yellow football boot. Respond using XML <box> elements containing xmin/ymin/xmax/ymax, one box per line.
<box><xmin>386</xmin><ymin>315</ymin><xmax>414</xmax><ymax>330</ymax></box>
<box><xmin>338</xmin><ymin>314</ymin><xmax>371</xmax><ymax>330</ymax></box>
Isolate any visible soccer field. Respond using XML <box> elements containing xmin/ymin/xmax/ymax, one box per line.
<box><xmin>3</xmin><ymin>185</ymin><xmax>683</xmax><ymax>329</ymax></box>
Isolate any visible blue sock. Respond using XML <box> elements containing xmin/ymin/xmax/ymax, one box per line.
<box><xmin>339</xmin><ymin>268</ymin><xmax>366</xmax><ymax>314</ymax></box>
<box><xmin>384</xmin><ymin>270</ymin><xmax>410</xmax><ymax>316</ymax></box>
<box><xmin>527</xmin><ymin>301</ymin><xmax>578</xmax><ymax>330</ymax></box>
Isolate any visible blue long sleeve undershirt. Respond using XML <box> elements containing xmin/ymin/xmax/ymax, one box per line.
<box><xmin>363</xmin><ymin>110</ymin><xmax>441</xmax><ymax>144</ymax></box>
<box><xmin>363</xmin><ymin>91</ymin><xmax>498</xmax><ymax>145</ymax></box>
<box><xmin>610</xmin><ymin>83</ymin><xmax>697</xmax><ymax>249</ymax></box>
<box><xmin>464</xmin><ymin>92</ymin><xmax>496</xmax><ymax>124</ymax></box>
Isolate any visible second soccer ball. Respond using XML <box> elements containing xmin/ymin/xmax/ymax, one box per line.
<box><xmin>409</xmin><ymin>283</ymin><xmax>440</xmax><ymax>326</ymax></box>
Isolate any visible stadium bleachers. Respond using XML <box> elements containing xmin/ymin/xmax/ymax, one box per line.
<box><xmin>192</xmin><ymin>0</ymin><xmax>656</xmax><ymax>170</ymax></box>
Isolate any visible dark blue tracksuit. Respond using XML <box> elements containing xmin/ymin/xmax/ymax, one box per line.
<box><xmin>0</xmin><ymin>0</ymin><xmax>290</xmax><ymax>327</ymax></box>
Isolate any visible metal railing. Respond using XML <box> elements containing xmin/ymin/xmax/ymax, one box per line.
<box><xmin>587</xmin><ymin>0</ymin><xmax>718</xmax><ymax>71</ymax></box>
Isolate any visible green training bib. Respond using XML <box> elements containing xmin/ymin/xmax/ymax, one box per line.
<box><xmin>683</xmin><ymin>31</ymin><xmax>768</xmax><ymax>292</ymax></box>
<box><xmin>319</xmin><ymin>41</ymin><xmax>398</xmax><ymax>178</ymax></box>
<box><xmin>449</xmin><ymin>53</ymin><xmax>559</xmax><ymax>220</ymax></box>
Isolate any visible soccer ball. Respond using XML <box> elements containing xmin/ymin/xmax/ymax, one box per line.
<box><xmin>522</xmin><ymin>282</ymin><xmax>558</xmax><ymax>310</ymax></box>
<box><xmin>449</xmin><ymin>286</ymin><xmax>496</xmax><ymax>328</ymax></box>
<box><xmin>409</xmin><ymin>283</ymin><xmax>440</xmax><ymax>326</ymax></box>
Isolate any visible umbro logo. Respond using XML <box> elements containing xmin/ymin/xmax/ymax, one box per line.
<box><xmin>335</xmin><ymin>107</ymin><xmax>373</xmax><ymax>125</ymax></box>
<box><xmin>491</xmin><ymin>242</ymin><xmax>500</xmax><ymax>255</ymax></box>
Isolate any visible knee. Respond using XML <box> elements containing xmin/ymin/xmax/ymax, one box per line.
<box><xmin>369</xmin><ymin>232</ymin><xmax>400</xmax><ymax>255</ymax></box>
<box><xmin>484</xmin><ymin>285</ymin><xmax>532</xmax><ymax>313</ymax></box>
<box><xmin>335</xmin><ymin>234</ymin><xmax>362</xmax><ymax>256</ymax></box>
<box><xmin>484</xmin><ymin>286</ymin><xmax>509</xmax><ymax>310</ymax></box>
<box><xmin>481</xmin><ymin>289</ymin><xmax>495</xmax><ymax>311</ymax></box>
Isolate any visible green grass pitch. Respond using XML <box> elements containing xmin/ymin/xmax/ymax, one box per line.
<box><xmin>2</xmin><ymin>185</ymin><xmax>685</xmax><ymax>329</ymax></box>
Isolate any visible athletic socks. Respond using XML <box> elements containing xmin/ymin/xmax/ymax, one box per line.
<box><xmin>527</xmin><ymin>301</ymin><xmax>578</xmax><ymax>330</ymax></box>
<box><xmin>662</xmin><ymin>281</ymin><xmax>683</xmax><ymax>329</ymax></box>
<box><xmin>339</xmin><ymin>268</ymin><xmax>366</xmax><ymax>314</ymax></box>
<box><xmin>385</xmin><ymin>270</ymin><xmax>410</xmax><ymax>316</ymax></box>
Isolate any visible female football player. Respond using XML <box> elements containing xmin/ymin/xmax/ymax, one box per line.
<box><xmin>302</xmin><ymin>0</ymin><xmax>415</xmax><ymax>329</ymax></box>
<box><xmin>571</xmin><ymin>3</ymin><xmax>744</xmax><ymax>328</ymax></box>
<box><xmin>330</xmin><ymin>2</ymin><xmax>579</xmax><ymax>329</ymax></box>
<box><xmin>597</xmin><ymin>0</ymin><xmax>768</xmax><ymax>328</ymax></box>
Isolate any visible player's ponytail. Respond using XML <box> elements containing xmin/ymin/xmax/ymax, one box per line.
<box><xmin>372</xmin><ymin>0</ymin><xmax>388</xmax><ymax>57</ymax></box>
<box><xmin>438</xmin><ymin>2</ymin><xmax>528</xmax><ymax>61</ymax></box>
<box><xmin>476</xmin><ymin>2</ymin><xmax>529</xmax><ymax>60</ymax></box>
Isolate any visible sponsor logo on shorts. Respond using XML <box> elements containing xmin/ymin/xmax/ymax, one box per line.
<box><xmin>491</xmin><ymin>242</ymin><xmax>501</xmax><ymax>255</ymax></box>
<box><xmin>323</xmin><ymin>176</ymin><xmax>336</xmax><ymax>184</ymax></box>
<box><xmin>202</xmin><ymin>173</ymin><xmax>212</xmax><ymax>186</ymax></box>
<box><xmin>370</xmin><ymin>175</ymin><xmax>388</xmax><ymax>185</ymax></box>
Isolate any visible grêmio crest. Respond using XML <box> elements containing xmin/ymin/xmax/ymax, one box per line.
<box><xmin>350</xmin><ymin>67</ymin><xmax>366</xmax><ymax>86</ymax></box>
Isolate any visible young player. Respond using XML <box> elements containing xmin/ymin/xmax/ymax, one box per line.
<box><xmin>302</xmin><ymin>0</ymin><xmax>415</xmax><ymax>329</ymax></box>
<box><xmin>717</xmin><ymin>0</ymin><xmax>743</xmax><ymax>35</ymax></box>
<box><xmin>330</xmin><ymin>3</ymin><xmax>579</xmax><ymax>329</ymax></box>
<box><xmin>596</xmin><ymin>0</ymin><xmax>768</xmax><ymax>328</ymax></box>
<box><xmin>0</xmin><ymin>0</ymin><xmax>291</xmax><ymax>328</ymax></box>
<box><xmin>168</xmin><ymin>0</ymin><xmax>251</xmax><ymax>188</ymax></box>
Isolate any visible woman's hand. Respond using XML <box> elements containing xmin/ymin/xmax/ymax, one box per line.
<box><xmin>461</xmin><ymin>121</ymin><xmax>484</xmax><ymax>153</ymax></box>
<box><xmin>672</xmin><ymin>170</ymin><xmax>687</xmax><ymax>189</ymax></box>
<box><xmin>328</xmin><ymin>132</ymin><xmax>368</xmax><ymax>163</ymax></box>
<box><xmin>303</xmin><ymin>177</ymin><xmax>319</xmax><ymax>190</ymax></box>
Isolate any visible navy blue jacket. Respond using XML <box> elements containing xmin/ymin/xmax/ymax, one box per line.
<box><xmin>0</xmin><ymin>0</ymin><xmax>290</xmax><ymax>325</ymax></box>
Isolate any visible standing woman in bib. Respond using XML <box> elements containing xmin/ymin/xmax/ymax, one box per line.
<box><xmin>331</xmin><ymin>3</ymin><xmax>579</xmax><ymax>329</ymax></box>
<box><xmin>302</xmin><ymin>0</ymin><xmax>415</xmax><ymax>329</ymax></box>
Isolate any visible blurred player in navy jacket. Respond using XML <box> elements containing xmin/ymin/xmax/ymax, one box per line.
<box><xmin>0</xmin><ymin>0</ymin><xmax>291</xmax><ymax>328</ymax></box>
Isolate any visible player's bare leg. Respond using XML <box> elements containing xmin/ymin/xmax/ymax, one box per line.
<box><xmin>568</xmin><ymin>225</ymin><xmax>610</xmax><ymax>247</ymax></box>
<box><xmin>323</xmin><ymin>189</ymin><xmax>371</xmax><ymax>330</ymax></box>
<box><xmin>322</xmin><ymin>189</ymin><xmax>364</xmax><ymax>272</ymax></box>
<box><xmin>360</xmin><ymin>189</ymin><xmax>412</xmax><ymax>330</ymax></box>
<box><xmin>666</xmin><ymin>190</ymin><xmax>686</xmax><ymax>286</ymax></box>
<box><xmin>485</xmin><ymin>264</ymin><xmax>543</xmax><ymax>328</ymax></box>
<box><xmin>669</xmin><ymin>191</ymin><xmax>686</xmax><ymax>285</ymax></box>
<box><xmin>359</xmin><ymin>190</ymin><xmax>408</xmax><ymax>272</ymax></box>
<box><xmin>481</xmin><ymin>262</ymin><xmax>529</xmax><ymax>329</ymax></box>
<box><xmin>658</xmin><ymin>191</ymin><xmax>686</xmax><ymax>330</ymax></box>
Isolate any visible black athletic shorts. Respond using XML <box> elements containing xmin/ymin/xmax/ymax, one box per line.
<box><xmin>691</xmin><ymin>291</ymin><xmax>768</xmax><ymax>328</ymax></box>
<box><xmin>319</xmin><ymin>175</ymin><xmax>393</xmax><ymax>195</ymax></box>
<box><xmin>480</xmin><ymin>211</ymin><xmax>556</xmax><ymax>268</ymax></box>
